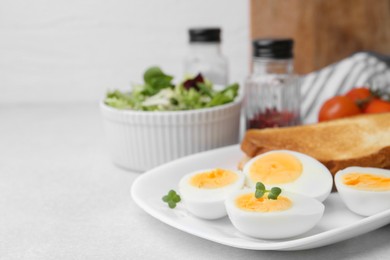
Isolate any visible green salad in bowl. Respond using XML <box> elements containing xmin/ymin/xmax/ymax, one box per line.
<box><xmin>105</xmin><ymin>66</ymin><xmax>239</xmax><ymax>111</ymax></box>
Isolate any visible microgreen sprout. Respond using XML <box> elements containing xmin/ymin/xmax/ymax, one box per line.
<box><xmin>162</xmin><ymin>190</ymin><xmax>181</xmax><ymax>208</ymax></box>
<box><xmin>255</xmin><ymin>182</ymin><xmax>282</xmax><ymax>200</ymax></box>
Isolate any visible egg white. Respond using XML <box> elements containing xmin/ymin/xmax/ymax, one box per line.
<box><xmin>243</xmin><ymin>150</ymin><xmax>333</xmax><ymax>202</ymax></box>
<box><xmin>178</xmin><ymin>168</ymin><xmax>245</xmax><ymax>219</ymax></box>
<box><xmin>225</xmin><ymin>189</ymin><xmax>324</xmax><ymax>239</ymax></box>
<box><xmin>335</xmin><ymin>167</ymin><xmax>390</xmax><ymax>216</ymax></box>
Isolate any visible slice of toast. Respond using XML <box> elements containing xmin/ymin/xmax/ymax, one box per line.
<box><xmin>240</xmin><ymin>113</ymin><xmax>390</xmax><ymax>174</ymax></box>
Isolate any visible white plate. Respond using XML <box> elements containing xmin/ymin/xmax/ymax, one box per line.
<box><xmin>131</xmin><ymin>145</ymin><xmax>390</xmax><ymax>251</ymax></box>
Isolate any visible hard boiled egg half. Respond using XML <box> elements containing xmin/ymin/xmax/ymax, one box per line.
<box><xmin>335</xmin><ymin>167</ymin><xmax>390</xmax><ymax>216</ymax></box>
<box><xmin>225</xmin><ymin>189</ymin><xmax>324</xmax><ymax>239</ymax></box>
<box><xmin>178</xmin><ymin>168</ymin><xmax>245</xmax><ymax>219</ymax></box>
<box><xmin>243</xmin><ymin>150</ymin><xmax>332</xmax><ymax>202</ymax></box>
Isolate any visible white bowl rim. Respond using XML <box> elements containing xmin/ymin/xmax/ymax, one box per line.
<box><xmin>100</xmin><ymin>92</ymin><xmax>244</xmax><ymax>116</ymax></box>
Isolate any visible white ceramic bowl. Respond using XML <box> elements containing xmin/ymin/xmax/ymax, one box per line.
<box><xmin>100</xmin><ymin>95</ymin><xmax>243</xmax><ymax>172</ymax></box>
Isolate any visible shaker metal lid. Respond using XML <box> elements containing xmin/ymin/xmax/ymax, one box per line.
<box><xmin>189</xmin><ymin>28</ymin><xmax>221</xmax><ymax>43</ymax></box>
<box><xmin>253</xmin><ymin>38</ymin><xmax>294</xmax><ymax>59</ymax></box>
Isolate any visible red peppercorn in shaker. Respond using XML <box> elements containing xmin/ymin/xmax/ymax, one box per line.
<box><xmin>244</xmin><ymin>39</ymin><xmax>301</xmax><ymax>129</ymax></box>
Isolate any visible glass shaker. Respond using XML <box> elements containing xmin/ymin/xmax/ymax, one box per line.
<box><xmin>184</xmin><ymin>28</ymin><xmax>228</xmax><ymax>85</ymax></box>
<box><xmin>244</xmin><ymin>39</ymin><xmax>301</xmax><ymax>129</ymax></box>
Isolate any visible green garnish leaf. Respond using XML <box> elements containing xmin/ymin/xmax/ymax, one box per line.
<box><xmin>255</xmin><ymin>181</ymin><xmax>266</xmax><ymax>198</ymax></box>
<box><xmin>255</xmin><ymin>182</ymin><xmax>282</xmax><ymax>200</ymax></box>
<box><xmin>172</xmin><ymin>195</ymin><xmax>181</xmax><ymax>203</ymax></box>
<box><xmin>268</xmin><ymin>187</ymin><xmax>282</xmax><ymax>200</ymax></box>
<box><xmin>267</xmin><ymin>193</ymin><xmax>277</xmax><ymax>200</ymax></box>
<box><xmin>255</xmin><ymin>189</ymin><xmax>265</xmax><ymax>199</ymax></box>
<box><xmin>256</xmin><ymin>182</ymin><xmax>265</xmax><ymax>191</ymax></box>
<box><xmin>168</xmin><ymin>201</ymin><xmax>176</xmax><ymax>209</ymax></box>
<box><xmin>162</xmin><ymin>189</ymin><xmax>181</xmax><ymax>209</ymax></box>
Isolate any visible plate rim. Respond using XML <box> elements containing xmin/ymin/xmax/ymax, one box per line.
<box><xmin>131</xmin><ymin>145</ymin><xmax>390</xmax><ymax>250</ymax></box>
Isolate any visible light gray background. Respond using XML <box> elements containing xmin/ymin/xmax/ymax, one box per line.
<box><xmin>0</xmin><ymin>0</ymin><xmax>249</xmax><ymax>104</ymax></box>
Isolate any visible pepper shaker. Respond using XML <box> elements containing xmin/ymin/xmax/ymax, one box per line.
<box><xmin>244</xmin><ymin>39</ymin><xmax>301</xmax><ymax>129</ymax></box>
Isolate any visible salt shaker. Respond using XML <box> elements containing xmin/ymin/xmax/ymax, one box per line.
<box><xmin>184</xmin><ymin>28</ymin><xmax>228</xmax><ymax>85</ymax></box>
<box><xmin>244</xmin><ymin>39</ymin><xmax>301</xmax><ymax>129</ymax></box>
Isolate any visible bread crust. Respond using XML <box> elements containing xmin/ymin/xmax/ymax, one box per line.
<box><xmin>240</xmin><ymin>113</ymin><xmax>390</xmax><ymax>174</ymax></box>
<box><xmin>321</xmin><ymin>146</ymin><xmax>390</xmax><ymax>174</ymax></box>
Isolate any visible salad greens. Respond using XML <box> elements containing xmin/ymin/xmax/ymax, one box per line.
<box><xmin>105</xmin><ymin>66</ymin><xmax>239</xmax><ymax>111</ymax></box>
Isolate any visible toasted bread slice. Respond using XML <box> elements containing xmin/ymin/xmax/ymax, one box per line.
<box><xmin>240</xmin><ymin>113</ymin><xmax>390</xmax><ymax>174</ymax></box>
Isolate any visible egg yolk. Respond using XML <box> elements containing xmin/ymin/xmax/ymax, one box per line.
<box><xmin>190</xmin><ymin>168</ymin><xmax>238</xmax><ymax>189</ymax></box>
<box><xmin>236</xmin><ymin>193</ymin><xmax>292</xmax><ymax>212</ymax></box>
<box><xmin>249</xmin><ymin>153</ymin><xmax>302</xmax><ymax>185</ymax></box>
<box><xmin>342</xmin><ymin>173</ymin><xmax>390</xmax><ymax>191</ymax></box>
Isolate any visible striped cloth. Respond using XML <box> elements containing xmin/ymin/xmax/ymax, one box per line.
<box><xmin>301</xmin><ymin>52</ymin><xmax>390</xmax><ymax>124</ymax></box>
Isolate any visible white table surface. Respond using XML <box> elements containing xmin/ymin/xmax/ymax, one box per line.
<box><xmin>1</xmin><ymin>103</ymin><xmax>389</xmax><ymax>260</ymax></box>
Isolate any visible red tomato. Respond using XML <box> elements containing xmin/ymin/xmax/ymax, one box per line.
<box><xmin>364</xmin><ymin>99</ymin><xmax>390</xmax><ymax>114</ymax></box>
<box><xmin>345</xmin><ymin>87</ymin><xmax>372</xmax><ymax>111</ymax></box>
<box><xmin>345</xmin><ymin>87</ymin><xmax>371</xmax><ymax>102</ymax></box>
<box><xmin>318</xmin><ymin>96</ymin><xmax>361</xmax><ymax>122</ymax></box>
